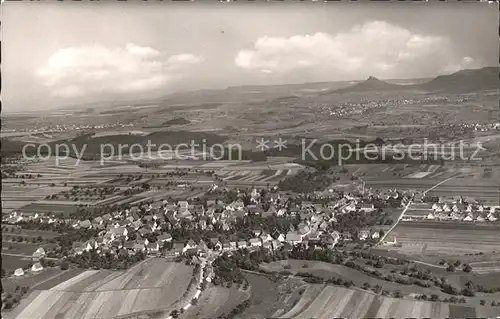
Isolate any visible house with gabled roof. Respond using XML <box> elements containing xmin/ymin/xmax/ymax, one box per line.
<box><xmin>136</xmin><ymin>238</ymin><xmax>149</xmax><ymax>246</ymax></box>
<box><xmin>131</xmin><ymin>220</ymin><xmax>143</xmax><ymax>230</ymax></box>
<box><xmin>147</xmin><ymin>242</ymin><xmax>160</xmax><ymax>254</ymax></box>
<box><xmin>183</xmin><ymin>239</ymin><xmax>198</xmax><ymax>253</ymax></box>
<box><xmin>248</xmin><ymin>238</ymin><xmax>262</xmax><ymax>247</ymax></box>
<box><xmin>123</xmin><ymin>240</ymin><xmax>135</xmax><ymax>251</ymax></box>
<box><xmin>358</xmin><ymin>203</ymin><xmax>375</xmax><ymax>212</ymax></box>
<box><xmin>306</xmin><ymin>231</ymin><xmax>321</xmax><ymax>243</ymax></box>
<box><xmin>358</xmin><ymin>229</ymin><xmax>370</xmax><ymax>241</ymax></box>
<box><xmin>475</xmin><ymin>215</ymin><xmax>485</xmax><ymax>222</ymax></box>
<box><xmin>126</xmin><ymin>216</ymin><xmax>135</xmax><ymax>223</ymax></box>
<box><xmin>157</xmin><ymin>233</ymin><xmax>172</xmax><ymax>243</ymax></box>
<box><xmin>108</xmin><ymin>227</ymin><xmax>128</xmax><ymax>240</ymax></box>
<box><xmin>237</xmin><ymin>241</ymin><xmax>248</xmax><ymax>249</ymax></box>
<box><xmin>222</xmin><ymin>241</ymin><xmax>232</xmax><ymax>252</ymax></box>
<box><xmin>230</xmin><ymin>241</ymin><xmax>237</xmax><ymax>250</ymax></box>
<box><xmin>342</xmin><ymin>202</ymin><xmax>357</xmax><ymax>214</ymax></box>
<box><xmin>133</xmin><ymin>243</ymin><xmax>146</xmax><ymax>252</ymax></box>
<box><xmin>260</xmin><ymin>232</ymin><xmax>273</xmax><ymax>243</ymax></box>
<box><xmin>371</xmin><ymin>230</ymin><xmax>380</xmax><ymax>240</ymax></box>
<box><xmin>31</xmin><ymin>262</ymin><xmax>43</xmax><ymax>272</ymax></box>
<box><xmin>178</xmin><ymin>200</ymin><xmax>189</xmax><ymax>210</ymax></box>
<box><xmin>32</xmin><ymin>247</ymin><xmax>46</xmax><ymax>261</ymax></box>
<box><xmin>80</xmin><ymin>219</ymin><xmax>92</xmax><ymax>229</ymax></box>
<box><xmin>463</xmin><ymin>215</ymin><xmax>473</xmax><ymax>222</ymax></box>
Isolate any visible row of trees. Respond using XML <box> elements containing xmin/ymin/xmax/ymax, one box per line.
<box><xmin>67</xmin><ymin>250</ymin><xmax>146</xmax><ymax>270</ymax></box>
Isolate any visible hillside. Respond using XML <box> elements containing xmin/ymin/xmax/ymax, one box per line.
<box><xmin>417</xmin><ymin>66</ymin><xmax>500</xmax><ymax>93</ymax></box>
<box><xmin>321</xmin><ymin>67</ymin><xmax>499</xmax><ymax>95</ymax></box>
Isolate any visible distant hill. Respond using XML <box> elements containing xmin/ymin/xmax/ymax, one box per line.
<box><xmin>322</xmin><ymin>76</ymin><xmax>404</xmax><ymax>95</ymax></box>
<box><xmin>323</xmin><ymin>67</ymin><xmax>499</xmax><ymax>95</ymax></box>
<box><xmin>416</xmin><ymin>66</ymin><xmax>500</xmax><ymax>93</ymax></box>
<box><xmin>162</xmin><ymin>118</ymin><xmax>191</xmax><ymax>126</ymax></box>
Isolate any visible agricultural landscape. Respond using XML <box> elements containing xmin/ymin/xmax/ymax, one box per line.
<box><xmin>2</xmin><ymin>3</ymin><xmax>500</xmax><ymax>318</ymax></box>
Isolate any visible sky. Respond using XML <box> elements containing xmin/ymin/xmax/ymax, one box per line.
<box><xmin>2</xmin><ymin>1</ymin><xmax>499</xmax><ymax>112</ymax></box>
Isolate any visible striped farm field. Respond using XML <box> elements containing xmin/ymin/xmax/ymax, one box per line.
<box><xmin>278</xmin><ymin>285</ymin><xmax>496</xmax><ymax>319</ymax></box>
<box><xmin>386</xmin><ymin>223</ymin><xmax>500</xmax><ymax>256</ymax></box>
<box><xmin>13</xmin><ymin>259</ymin><xmax>194</xmax><ymax>319</ymax></box>
<box><xmin>184</xmin><ymin>286</ymin><xmax>248</xmax><ymax>319</ymax></box>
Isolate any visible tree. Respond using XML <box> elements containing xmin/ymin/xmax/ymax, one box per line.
<box><xmin>393</xmin><ymin>290</ymin><xmax>403</xmax><ymax>298</ymax></box>
<box><xmin>446</xmin><ymin>264</ymin><xmax>456</xmax><ymax>272</ymax></box>
<box><xmin>430</xmin><ymin>294</ymin><xmax>439</xmax><ymax>302</ymax></box>
<box><xmin>461</xmin><ymin>288</ymin><xmax>475</xmax><ymax>297</ymax></box>
<box><xmin>480</xmin><ymin>300</ymin><xmax>486</xmax><ymax>306</ymax></box>
<box><xmin>60</xmin><ymin>261</ymin><xmax>70</xmax><ymax>270</ymax></box>
<box><xmin>462</xmin><ymin>264</ymin><xmax>472</xmax><ymax>273</ymax></box>
<box><xmin>170</xmin><ymin>310</ymin><xmax>180</xmax><ymax>318</ymax></box>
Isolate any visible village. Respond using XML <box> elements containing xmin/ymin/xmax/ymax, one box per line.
<box><xmin>4</xmin><ymin>178</ymin><xmax>500</xmax><ymax>280</ymax></box>
<box><xmin>2</xmin><ymin>186</ymin><xmax>407</xmax><ymax>274</ymax></box>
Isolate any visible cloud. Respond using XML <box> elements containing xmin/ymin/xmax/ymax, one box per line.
<box><xmin>441</xmin><ymin>56</ymin><xmax>481</xmax><ymax>74</ymax></box>
<box><xmin>235</xmin><ymin>21</ymin><xmax>479</xmax><ymax>78</ymax></box>
<box><xmin>36</xmin><ymin>44</ymin><xmax>203</xmax><ymax>98</ymax></box>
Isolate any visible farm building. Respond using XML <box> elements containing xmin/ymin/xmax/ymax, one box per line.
<box><xmin>14</xmin><ymin>268</ymin><xmax>24</xmax><ymax>277</ymax></box>
<box><xmin>358</xmin><ymin>230</ymin><xmax>370</xmax><ymax>241</ymax></box>
<box><xmin>31</xmin><ymin>263</ymin><xmax>43</xmax><ymax>272</ymax></box>
<box><xmin>32</xmin><ymin>247</ymin><xmax>46</xmax><ymax>260</ymax></box>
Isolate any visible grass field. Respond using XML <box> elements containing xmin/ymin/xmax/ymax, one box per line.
<box><xmin>277</xmin><ymin>285</ymin><xmax>499</xmax><ymax>319</ymax></box>
<box><xmin>386</xmin><ymin>222</ymin><xmax>500</xmax><ymax>256</ymax></box>
<box><xmin>11</xmin><ymin>259</ymin><xmax>194</xmax><ymax>319</ymax></box>
<box><xmin>1</xmin><ymin>255</ymin><xmax>33</xmax><ymax>273</ymax></box>
<box><xmin>2</xmin><ymin>268</ymin><xmax>80</xmax><ymax>294</ymax></box>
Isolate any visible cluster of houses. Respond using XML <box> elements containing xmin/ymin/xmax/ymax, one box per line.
<box><xmin>404</xmin><ymin>199</ymin><xmax>499</xmax><ymax>223</ymax></box>
<box><xmin>4</xmin><ymin>189</ymin><xmax>401</xmax><ymax>261</ymax></box>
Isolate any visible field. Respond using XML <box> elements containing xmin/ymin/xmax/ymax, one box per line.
<box><xmin>276</xmin><ymin>285</ymin><xmax>500</xmax><ymax>319</ymax></box>
<box><xmin>354</xmin><ymin>163</ymin><xmax>500</xmax><ymax>205</ymax></box>
<box><xmin>2</xmin><ymin>268</ymin><xmax>82</xmax><ymax>294</ymax></box>
<box><xmin>261</xmin><ymin>260</ymin><xmax>448</xmax><ymax>298</ymax></box>
<box><xmin>9</xmin><ymin>259</ymin><xmax>194</xmax><ymax>319</ymax></box>
<box><xmin>1</xmin><ymin>255</ymin><xmax>33</xmax><ymax>273</ymax></box>
<box><xmin>184</xmin><ymin>286</ymin><xmax>248</xmax><ymax>319</ymax></box>
<box><xmin>2</xmin><ymin>156</ymin><xmax>303</xmax><ymax>215</ymax></box>
<box><xmin>385</xmin><ymin>222</ymin><xmax>500</xmax><ymax>256</ymax></box>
